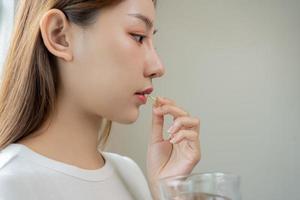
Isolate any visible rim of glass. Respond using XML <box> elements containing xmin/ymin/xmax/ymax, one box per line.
<box><xmin>159</xmin><ymin>172</ymin><xmax>240</xmax><ymax>182</ymax></box>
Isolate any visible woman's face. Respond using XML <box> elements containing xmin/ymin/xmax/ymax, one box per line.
<box><xmin>59</xmin><ymin>0</ymin><xmax>164</xmax><ymax>124</ymax></box>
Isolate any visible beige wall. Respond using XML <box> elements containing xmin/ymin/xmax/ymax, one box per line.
<box><xmin>106</xmin><ymin>1</ymin><xmax>300</xmax><ymax>200</ymax></box>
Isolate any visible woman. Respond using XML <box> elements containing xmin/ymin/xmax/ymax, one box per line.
<box><xmin>0</xmin><ymin>0</ymin><xmax>201</xmax><ymax>199</ymax></box>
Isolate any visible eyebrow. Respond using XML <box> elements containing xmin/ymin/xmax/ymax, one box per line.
<box><xmin>128</xmin><ymin>13</ymin><xmax>158</xmax><ymax>34</ymax></box>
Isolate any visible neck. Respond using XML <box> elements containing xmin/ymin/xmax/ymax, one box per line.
<box><xmin>18</xmin><ymin>93</ymin><xmax>105</xmax><ymax>170</ymax></box>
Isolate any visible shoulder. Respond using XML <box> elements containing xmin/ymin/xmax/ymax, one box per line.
<box><xmin>0</xmin><ymin>145</ymin><xmax>29</xmax><ymax>198</ymax></box>
<box><xmin>102</xmin><ymin>152</ymin><xmax>145</xmax><ymax>181</ymax></box>
<box><xmin>0</xmin><ymin>144</ymin><xmax>27</xmax><ymax>180</ymax></box>
<box><xmin>0</xmin><ymin>144</ymin><xmax>20</xmax><ymax>170</ymax></box>
<box><xmin>102</xmin><ymin>152</ymin><xmax>140</xmax><ymax>170</ymax></box>
<box><xmin>102</xmin><ymin>152</ymin><xmax>146</xmax><ymax>180</ymax></box>
<box><xmin>0</xmin><ymin>144</ymin><xmax>30</xmax><ymax>175</ymax></box>
<box><xmin>101</xmin><ymin>152</ymin><xmax>153</xmax><ymax>200</ymax></box>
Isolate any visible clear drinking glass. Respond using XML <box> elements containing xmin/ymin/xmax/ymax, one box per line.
<box><xmin>158</xmin><ymin>172</ymin><xmax>241</xmax><ymax>200</ymax></box>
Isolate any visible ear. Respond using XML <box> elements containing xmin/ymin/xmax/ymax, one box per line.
<box><xmin>39</xmin><ymin>9</ymin><xmax>73</xmax><ymax>62</ymax></box>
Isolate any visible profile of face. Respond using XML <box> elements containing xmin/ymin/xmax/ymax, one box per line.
<box><xmin>41</xmin><ymin>0</ymin><xmax>165</xmax><ymax>124</ymax></box>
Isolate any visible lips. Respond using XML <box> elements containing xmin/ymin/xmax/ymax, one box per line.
<box><xmin>135</xmin><ymin>87</ymin><xmax>153</xmax><ymax>104</ymax></box>
<box><xmin>135</xmin><ymin>94</ymin><xmax>147</xmax><ymax>104</ymax></box>
<box><xmin>135</xmin><ymin>87</ymin><xmax>153</xmax><ymax>95</ymax></box>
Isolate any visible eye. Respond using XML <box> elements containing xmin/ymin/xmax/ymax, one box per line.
<box><xmin>131</xmin><ymin>33</ymin><xmax>147</xmax><ymax>44</ymax></box>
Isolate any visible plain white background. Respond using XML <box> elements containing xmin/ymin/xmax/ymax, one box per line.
<box><xmin>1</xmin><ymin>1</ymin><xmax>299</xmax><ymax>200</ymax></box>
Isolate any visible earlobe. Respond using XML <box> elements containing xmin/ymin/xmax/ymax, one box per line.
<box><xmin>39</xmin><ymin>9</ymin><xmax>73</xmax><ymax>62</ymax></box>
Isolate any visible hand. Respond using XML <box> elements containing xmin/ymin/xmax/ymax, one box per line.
<box><xmin>146</xmin><ymin>96</ymin><xmax>201</xmax><ymax>199</ymax></box>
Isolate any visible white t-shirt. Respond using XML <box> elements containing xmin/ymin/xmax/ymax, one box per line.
<box><xmin>0</xmin><ymin>143</ymin><xmax>152</xmax><ymax>200</ymax></box>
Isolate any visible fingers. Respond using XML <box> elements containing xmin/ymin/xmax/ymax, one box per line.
<box><xmin>153</xmin><ymin>96</ymin><xmax>176</xmax><ymax>107</ymax></box>
<box><xmin>169</xmin><ymin>129</ymin><xmax>201</xmax><ymax>162</ymax></box>
<box><xmin>151</xmin><ymin>96</ymin><xmax>199</xmax><ymax>145</ymax></box>
<box><xmin>150</xmin><ymin>96</ymin><xmax>182</xmax><ymax>144</ymax></box>
<box><xmin>169</xmin><ymin>129</ymin><xmax>199</xmax><ymax>144</ymax></box>
<box><xmin>153</xmin><ymin>104</ymin><xmax>189</xmax><ymax>119</ymax></box>
<box><xmin>151</xmin><ymin>106</ymin><xmax>165</xmax><ymax>143</ymax></box>
<box><xmin>167</xmin><ymin>116</ymin><xmax>200</xmax><ymax>134</ymax></box>
<box><xmin>151</xmin><ymin>96</ymin><xmax>201</xmax><ymax>166</ymax></box>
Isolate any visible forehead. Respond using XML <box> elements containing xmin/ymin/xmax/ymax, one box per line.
<box><xmin>111</xmin><ymin>0</ymin><xmax>156</xmax><ymax>22</ymax></box>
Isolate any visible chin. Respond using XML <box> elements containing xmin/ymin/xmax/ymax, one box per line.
<box><xmin>116</xmin><ymin>110</ymin><xmax>140</xmax><ymax>124</ymax></box>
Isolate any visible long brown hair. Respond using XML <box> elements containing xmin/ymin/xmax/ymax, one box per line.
<box><xmin>0</xmin><ymin>0</ymin><xmax>157</xmax><ymax>150</ymax></box>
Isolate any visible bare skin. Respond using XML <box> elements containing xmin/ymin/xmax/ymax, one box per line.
<box><xmin>18</xmin><ymin>0</ymin><xmax>201</xmax><ymax>199</ymax></box>
<box><xmin>19</xmin><ymin>0</ymin><xmax>163</xmax><ymax>170</ymax></box>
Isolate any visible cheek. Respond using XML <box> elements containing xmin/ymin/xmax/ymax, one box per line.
<box><xmin>69</xmin><ymin>31</ymin><xmax>142</xmax><ymax>122</ymax></box>
<box><xmin>111</xmin><ymin>32</ymin><xmax>144</xmax><ymax>68</ymax></box>
<box><xmin>76</xmin><ymin>30</ymin><xmax>143</xmax><ymax>76</ymax></box>
<box><xmin>96</xmin><ymin>31</ymin><xmax>145</xmax><ymax>91</ymax></box>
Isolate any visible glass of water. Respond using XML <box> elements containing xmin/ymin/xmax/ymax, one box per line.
<box><xmin>158</xmin><ymin>172</ymin><xmax>241</xmax><ymax>200</ymax></box>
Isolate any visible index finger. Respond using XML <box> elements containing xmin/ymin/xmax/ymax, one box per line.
<box><xmin>149</xmin><ymin>96</ymin><xmax>176</xmax><ymax>107</ymax></box>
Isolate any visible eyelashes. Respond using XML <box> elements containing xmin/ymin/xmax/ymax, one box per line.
<box><xmin>130</xmin><ymin>33</ymin><xmax>147</xmax><ymax>44</ymax></box>
<box><xmin>130</xmin><ymin>33</ymin><xmax>158</xmax><ymax>51</ymax></box>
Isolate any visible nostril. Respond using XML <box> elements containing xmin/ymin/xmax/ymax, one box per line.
<box><xmin>150</xmin><ymin>73</ymin><xmax>158</xmax><ymax>78</ymax></box>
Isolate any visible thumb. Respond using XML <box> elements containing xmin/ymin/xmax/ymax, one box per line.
<box><xmin>150</xmin><ymin>104</ymin><xmax>164</xmax><ymax>144</ymax></box>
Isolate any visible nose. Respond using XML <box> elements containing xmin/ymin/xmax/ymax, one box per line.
<box><xmin>144</xmin><ymin>46</ymin><xmax>165</xmax><ymax>79</ymax></box>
